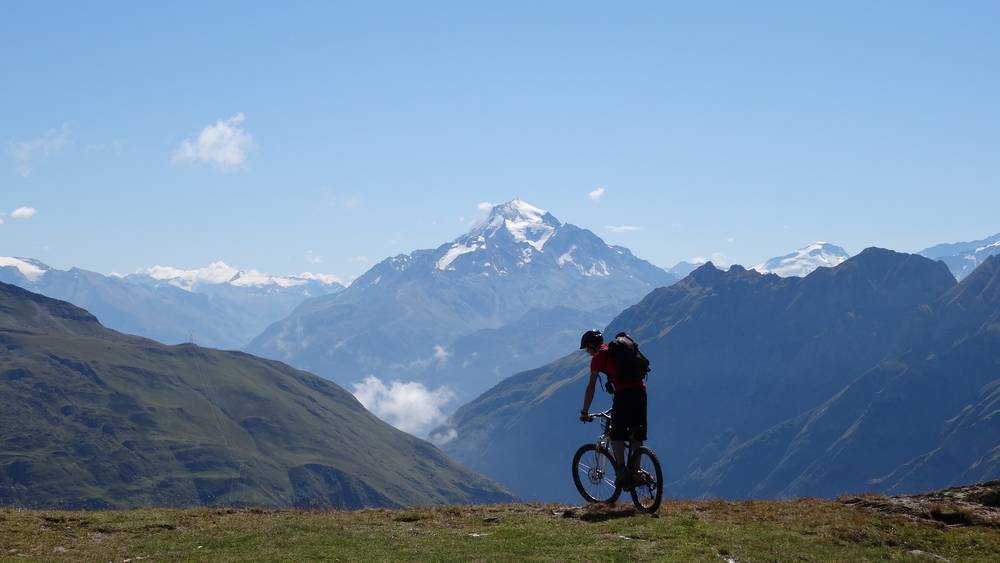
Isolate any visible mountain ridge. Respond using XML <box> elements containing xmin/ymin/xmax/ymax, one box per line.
<box><xmin>247</xmin><ymin>199</ymin><xmax>676</xmax><ymax>407</ymax></box>
<box><xmin>438</xmin><ymin>248</ymin><xmax>992</xmax><ymax>501</ymax></box>
<box><xmin>0</xmin><ymin>281</ymin><xmax>513</xmax><ymax>509</ymax></box>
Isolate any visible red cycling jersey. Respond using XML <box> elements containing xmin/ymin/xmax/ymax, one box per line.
<box><xmin>591</xmin><ymin>343</ymin><xmax>645</xmax><ymax>392</ymax></box>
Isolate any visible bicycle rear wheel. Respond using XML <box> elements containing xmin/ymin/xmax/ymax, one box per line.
<box><xmin>629</xmin><ymin>446</ymin><xmax>663</xmax><ymax>513</ymax></box>
<box><xmin>572</xmin><ymin>444</ymin><xmax>621</xmax><ymax>503</ymax></box>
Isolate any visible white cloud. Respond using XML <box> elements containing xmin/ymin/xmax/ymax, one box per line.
<box><xmin>11</xmin><ymin>207</ymin><xmax>37</xmax><ymax>220</ymax></box>
<box><xmin>352</xmin><ymin>376</ymin><xmax>456</xmax><ymax>436</ymax></box>
<box><xmin>433</xmin><ymin>344</ymin><xmax>451</xmax><ymax>363</ymax></box>
<box><xmin>0</xmin><ymin>218</ymin><xmax>4</xmax><ymax>225</ymax></box>
<box><xmin>477</xmin><ymin>201</ymin><xmax>493</xmax><ymax>211</ymax></box>
<box><xmin>305</xmin><ymin>251</ymin><xmax>324</xmax><ymax>265</ymax></box>
<box><xmin>173</xmin><ymin>113</ymin><xmax>254</xmax><ymax>170</ymax></box>
<box><xmin>9</xmin><ymin>125</ymin><xmax>70</xmax><ymax>176</ymax></box>
<box><xmin>429</xmin><ymin>427</ymin><xmax>458</xmax><ymax>446</ymax></box>
<box><xmin>589</xmin><ymin>187</ymin><xmax>606</xmax><ymax>201</ymax></box>
<box><xmin>605</xmin><ymin>225</ymin><xmax>642</xmax><ymax>233</ymax></box>
<box><xmin>342</xmin><ymin>196</ymin><xmax>361</xmax><ymax>210</ymax></box>
<box><xmin>727</xmin><ymin>237</ymin><xmax>736</xmax><ymax>244</ymax></box>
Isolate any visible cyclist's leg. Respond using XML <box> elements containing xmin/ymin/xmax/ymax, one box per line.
<box><xmin>628</xmin><ymin>440</ymin><xmax>642</xmax><ymax>471</ymax></box>
<box><xmin>611</xmin><ymin>440</ymin><xmax>626</xmax><ymax>472</ymax></box>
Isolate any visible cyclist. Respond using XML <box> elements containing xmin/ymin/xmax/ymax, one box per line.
<box><xmin>578</xmin><ymin>329</ymin><xmax>647</xmax><ymax>490</ymax></box>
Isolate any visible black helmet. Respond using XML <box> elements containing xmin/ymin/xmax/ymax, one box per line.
<box><xmin>579</xmin><ymin>329</ymin><xmax>603</xmax><ymax>349</ymax></box>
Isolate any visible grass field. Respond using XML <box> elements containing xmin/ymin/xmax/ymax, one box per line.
<box><xmin>2</xmin><ymin>497</ymin><xmax>998</xmax><ymax>562</ymax></box>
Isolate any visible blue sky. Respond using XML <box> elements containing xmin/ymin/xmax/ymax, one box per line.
<box><xmin>3</xmin><ymin>1</ymin><xmax>998</xmax><ymax>281</ymax></box>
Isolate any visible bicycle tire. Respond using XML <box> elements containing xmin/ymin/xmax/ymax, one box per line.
<box><xmin>629</xmin><ymin>446</ymin><xmax>663</xmax><ymax>513</ymax></box>
<box><xmin>572</xmin><ymin>443</ymin><xmax>621</xmax><ymax>504</ymax></box>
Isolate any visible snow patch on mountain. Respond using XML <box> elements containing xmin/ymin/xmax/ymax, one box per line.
<box><xmin>918</xmin><ymin>232</ymin><xmax>1000</xmax><ymax>280</ymax></box>
<box><xmin>753</xmin><ymin>242</ymin><xmax>850</xmax><ymax>277</ymax></box>
<box><xmin>0</xmin><ymin>257</ymin><xmax>50</xmax><ymax>281</ymax></box>
<box><xmin>437</xmin><ymin>238</ymin><xmax>486</xmax><ymax>271</ymax></box>
<box><xmin>587</xmin><ymin>261</ymin><xmax>611</xmax><ymax>277</ymax></box>
<box><xmin>975</xmin><ymin>240</ymin><xmax>1000</xmax><ymax>253</ymax></box>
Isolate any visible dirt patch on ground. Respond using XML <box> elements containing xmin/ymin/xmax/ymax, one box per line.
<box><xmin>840</xmin><ymin>480</ymin><xmax>1000</xmax><ymax>527</ymax></box>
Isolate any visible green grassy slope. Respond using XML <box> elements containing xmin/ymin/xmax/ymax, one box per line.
<box><xmin>0</xmin><ymin>282</ymin><xmax>513</xmax><ymax>509</ymax></box>
<box><xmin>1</xmin><ymin>491</ymin><xmax>997</xmax><ymax>562</ymax></box>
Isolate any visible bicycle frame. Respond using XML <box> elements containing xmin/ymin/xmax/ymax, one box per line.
<box><xmin>577</xmin><ymin>408</ymin><xmax>663</xmax><ymax>513</ymax></box>
<box><xmin>590</xmin><ymin>409</ymin><xmax>636</xmax><ymax>469</ymax></box>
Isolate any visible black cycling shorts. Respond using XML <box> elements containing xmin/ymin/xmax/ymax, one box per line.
<box><xmin>611</xmin><ymin>387</ymin><xmax>647</xmax><ymax>441</ymax></box>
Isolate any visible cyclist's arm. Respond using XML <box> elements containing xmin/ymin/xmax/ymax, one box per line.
<box><xmin>580</xmin><ymin>370</ymin><xmax>598</xmax><ymax>420</ymax></box>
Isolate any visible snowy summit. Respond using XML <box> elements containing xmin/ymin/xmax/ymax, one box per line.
<box><xmin>0</xmin><ymin>257</ymin><xmax>52</xmax><ymax>282</ymax></box>
<box><xmin>436</xmin><ymin>199</ymin><xmax>561</xmax><ymax>271</ymax></box>
<box><xmin>753</xmin><ymin>242</ymin><xmax>850</xmax><ymax>277</ymax></box>
<box><xmin>141</xmin><ymin>261</ymin><xmax>343</xmax><ymax>291</ymax></box>
<box><xmin>472</xmin><ymin>199</ymin><xmax>560</xmax><ymax>252</ymax></box>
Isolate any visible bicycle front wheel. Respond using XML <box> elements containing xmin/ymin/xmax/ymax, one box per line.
<box><xmin>572</xmin><ymin>444</ymin><xmax>621</xmax><ymax>504</ymax></box>
<box><xmin>629</xmin><ymin>446</ymin><xmax>664</xmax><ymax>513</ymax></box>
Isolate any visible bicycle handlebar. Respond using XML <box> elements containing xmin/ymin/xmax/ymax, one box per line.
<box><xmin>585</xmin><ymin>409</ymin><xmax>612</xmax><ymax>420</ymax></box>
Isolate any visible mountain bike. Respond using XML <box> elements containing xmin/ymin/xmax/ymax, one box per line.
<box><xmin>572</xmin><ymin>409</ymin><xmax>663</xmax><ymax>513</ymax></box>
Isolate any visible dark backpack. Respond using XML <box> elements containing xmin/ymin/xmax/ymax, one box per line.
<box><xmin>607</xmin><ymin>332</ymin><xmax>651</xmax><ymax>381</ymax></box>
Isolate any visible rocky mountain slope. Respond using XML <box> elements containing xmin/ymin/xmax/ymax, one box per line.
<box><xmin>0</xmin><ymin>258</ymin><xmax>343</xmax><ymax>349</ymax></box>
<box><xmin>438</xmin><ymin>249</ymin><xmax>997</xmax><ymax>501</ymax></box>
<box><xmin>247</xmin><ymin>199</ymin><xmax>676</xmax><ymax>402</ymax></box>
<box><xmin>0</xmin><ymin>282</ymin><xmax>511</xmax><ymax>509</ymax></box>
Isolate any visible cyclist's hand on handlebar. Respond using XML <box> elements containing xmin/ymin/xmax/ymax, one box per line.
<box><xmin>579</xmin><ymin>412</ymin><xmax>593</xmax><ymax>423</ymax></box>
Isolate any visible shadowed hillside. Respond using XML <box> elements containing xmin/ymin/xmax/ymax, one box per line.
<box><xmin>440</xmin><ymin>249</ymin><xmax>998</xmax><ymax>501</ymax></box>
<box><xmin>0</xmin><ymin>282</ymin><xmax>512</xmax><ymax>509</ymax></box>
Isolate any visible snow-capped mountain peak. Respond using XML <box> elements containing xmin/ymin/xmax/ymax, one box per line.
<box><xmin>141</xmin><ymin>261</ymin><xmax>343</xmax><ymax>291</ymax></box>
<box><xmin>0</xmin><ymin>256</ymin><xmax>52</xmax><ymax>281</ymax></box>
<box><xmin>470</xmin><ymin>199</ymin><xmax>561</xmax><ymax>251</ymax></box>
<box><xmin>753</xmin><ymin>242</ymin><xmax>850</xmax><ymax>277</ymax></box>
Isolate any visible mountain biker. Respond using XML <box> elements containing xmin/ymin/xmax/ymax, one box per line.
<box><xmin>578</xmin><ymin>329</ymin><xmax>647</xmax><ymax>490</ymax></box>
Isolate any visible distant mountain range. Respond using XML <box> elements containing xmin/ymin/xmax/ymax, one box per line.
<box><xmin>0</xmin><ymin>281</ymin><xmax>512</xmax><ymax>509</ymax></box>
<box><xmin>0</xmin><ymin>257</ymin><xmax>343</xmax><ymax>350</ymax></box>
<box><xmin>919</xmin><ymin>232</ymin><xmax>1000</xmax><ymax>280</ymax></box>
<box><xmin>247</xmin><ymin>200</ymin><xmax>677</xmax><ymax>404</ymax></box>
<box><xmin>438</xmin><ymin>249</ymin><xmax>999</xmax><ymax>501</ymax></box>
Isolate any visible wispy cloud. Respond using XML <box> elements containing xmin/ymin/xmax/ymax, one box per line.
<box><xmin>349</xmin><ymin>255</ymin><xmax>370</xmax><ymax>264</ymax></box>
<box><xmin>589</xmin><ymin>187</ymin><xmax>606</xmax><ymax>201</ymax></box>
<box><xmin>11</xmin><ymin>207</ymin><xmax>37</xmax><ymax>220</ymax></box>
<box><xmin>477</xmin><ymin>201</ymin><xmax>493</xmax><ymax>211</ymax></box>
<box><xmin>352</xmin><ymin>375</ymin><xmax>455</xmax><ymax>436</ymax></box>
<box><xmin>173</xmin><ymin>113</ymin><xmax>255</xmax><ymax>171</ymax></box>
<box><xmin>9</xmin><ymin>125</ymin><xmax>70</xmax><ymax>176</ymax></box>
<box><xmin>605</xmin><ymin>225</ymin><xmax>642</xmax><ymax>233</ymax></box>
<box><xmin>305</xmin><ymin>251</ymin><xmax>323</xmax><ymax>265</ymax></box>
<box><xmin>433</xmin><ymin>345</ymin><xmax>451</xmax><ymax>363</ymax></box>
<box><xmin>342</xmin><ymin>196</ymin><xmax>361</xmax><ymax>210</ymax></box>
